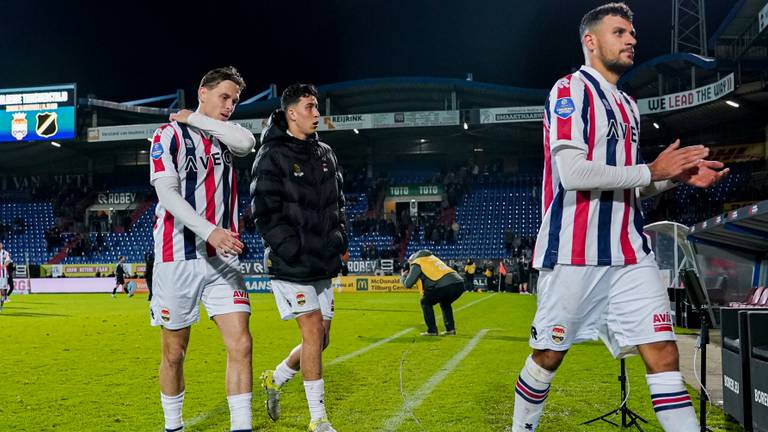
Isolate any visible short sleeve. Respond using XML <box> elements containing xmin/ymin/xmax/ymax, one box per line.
<box><xmin>547</xmin><ymin>75</ymin><xmax>588</xmax><ymax>153</ymax></box>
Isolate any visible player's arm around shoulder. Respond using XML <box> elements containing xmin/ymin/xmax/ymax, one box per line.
<box><xmin>177</xmin><ymin>110</ymin><xmax>256</xmax><ymax>156</ymax></box>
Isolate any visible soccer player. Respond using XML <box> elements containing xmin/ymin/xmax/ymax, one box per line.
<box><xmin>5</xmin><ymin>260</ymin><xmax>15</xmax><ymax>302</ymax></box>
<box><xmin>400</xmin><ymin>250</ymin><xmax>465</xmax><ymax>336</ymax></box>
<box><xmin>149</xmin><ymin>66</ymin><xmax>256</xmax><ymax>432</ymax></box>
<box><xmin>250</xmin><ymin>83</ymin><xmax>347</xmax><ymax>432</ymax></box>
<box><xmin>0</xmin><ymin>243</ymin><xmax>10</xmax><ymax>311</ymax></box>
<box><xmin>112</xmin><ymin>256</ymin><xmax>129</xmax><ymax>298</ymax></box>
<box><xmin>511</xmin><ymin>4</ymin><xmax>728</xmax><ymax>431</ymax></box>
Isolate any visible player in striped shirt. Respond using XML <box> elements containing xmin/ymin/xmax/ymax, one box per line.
<box><xmin>0</xmin><ymin>243</ymin><xmax>10</xmax><ymax>311</ymax></box>
<box><xmin>512</xmin><ymin>4</ymin><xmax>728</xmax><ymax>431</ymax></box>
<box><xmin>148</xmin><ymin>66</ymin><xmax>256</xmax><ymax>432</ymax></box>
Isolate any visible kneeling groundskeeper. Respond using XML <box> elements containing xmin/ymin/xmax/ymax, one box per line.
<box><xmin>400</xmin><ymin>250</ymin><xmax>465</xmax><ymax>336</ymax></box>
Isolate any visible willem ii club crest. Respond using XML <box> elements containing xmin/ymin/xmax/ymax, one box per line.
<box><xmin>11</xmin><ymin>112</ymin><xmax>28</xmax><ymax>141</ymax></box>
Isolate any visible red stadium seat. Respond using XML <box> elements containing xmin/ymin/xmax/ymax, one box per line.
<box><xmin>729</xmin><ymin>287</ymin><xmax>766</xmax><ymax>308</ymax></box>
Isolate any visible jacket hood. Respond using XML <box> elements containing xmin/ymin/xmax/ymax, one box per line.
<box><xmin>260</xmin><ymin>109</ymin><xmax>320</xmax><ymax>147</ymax></box>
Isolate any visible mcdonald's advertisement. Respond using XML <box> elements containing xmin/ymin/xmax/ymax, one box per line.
<box><xmin>0</xmin><ymin>84</ymin><xmax>77</xmax><ymax>142</ymax></box>
<box><xmin>331</xmin><ymin>276</ymin><xmax>419</xmax><ymax>293</ymax></box>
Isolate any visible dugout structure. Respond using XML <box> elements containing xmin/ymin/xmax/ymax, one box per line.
<box><xmin>687</xmin><ymin>200</ymin><xmax>768</xmax><ymax>431</ymax></box>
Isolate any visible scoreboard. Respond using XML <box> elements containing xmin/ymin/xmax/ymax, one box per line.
<box><xmin>0</xmin><ymin>84</ymin><xmax>76</xmax><ymax>142</ymax></box>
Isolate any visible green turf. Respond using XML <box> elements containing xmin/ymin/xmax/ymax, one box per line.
<box><xmin>0</xmin><ymin>292</ymin><xmax>740</xmax><ymax>431</ymax></box>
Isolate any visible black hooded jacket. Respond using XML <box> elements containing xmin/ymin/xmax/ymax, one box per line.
<box><xmin>249</xmin><ymin>110</ymin><xmax>347</xmax><ymax>282</ymax></box>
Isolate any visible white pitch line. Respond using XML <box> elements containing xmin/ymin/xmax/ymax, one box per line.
<box><xmin>327</xmin><ymin>326</ymin><xmax>415</xmax><ymax>366</ymax></box>
<box><xmin>455</xmin><ymin>292</ymin><xmax>497</xmax><ymax>312</ymax></box>
<box><xmin>180</xmin><ymin>327</ymin><xmax>416</xmax><ymax>430</ymax></box>
<box><xmin>382</xmin><ymin>329</ymin><xmax>490</xmax><ymax>431</ymax></box>
<box><xmin>179</xmin><ymin>295</ymin><xmax>494</xmax><ymax>430</ymax></box>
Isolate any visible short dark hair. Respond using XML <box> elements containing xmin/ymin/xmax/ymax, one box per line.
<box><xmin>200</xmin><ymin>66</ymin><xmax>246</xmax><ymax>91</ymax></box>
<box><xmin>281</xmin><ymin>83</ymin><xmax>318</xmax><ymax>111</ymax></box>
<box><xmin>579</xmin><ymin>2</ymin><xmax>633</xmax><ymax>37</ymax></box>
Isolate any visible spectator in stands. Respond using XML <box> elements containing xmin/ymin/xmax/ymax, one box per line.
<box><xmin>95</xmin><ymin>230</ymin><xmax>104</xmax><ymax>253</ymax></box>
<box><xmin>13</xmin><ymin>217</ymin><xmax>26</xmax><ymax>234</ymax></box>
<box><xmin>450</xmin><ymin>221</ymin><xmax>459</xmax><ymax>243</ymax></box>
<box><xmin>81</xmin><ymin>234</ymin><xmax>92</xmax><ymax>257</ymax></box>
<box><xmin>504</xmin><ymin>229</ymin><xmax>515</xmax><ymax>254</ymax></box>
<box><xmin>431</xmin><ymin>224</ymin><xmax>443</xmax><ymax>244</ymax></box>
<box><xmin>463</xmin><ymin>259</ymin><xmax>476</xmax><ymax>292</ymax></box>
<box><xmin>400</xmin><ymin>250</ymin><xmax>465</xmax><ymax>336</ymax></box>
<box><xmin>45</xmin><ymin>226</ymin><xmax>62</xmax><ymax>252</ymax></box>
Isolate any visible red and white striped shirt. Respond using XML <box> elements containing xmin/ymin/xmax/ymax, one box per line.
<box><xmin>534</xmin><ymin>66</ymin><xmax>651</xmax><ymax>269</ymax></box>
<box><xmin>0</xmin><ymin>249</ymin><xmax>10</xmax><ymax>279</ymax></box>
<box><xmin>149</xmin><ymin>121</ymin><xmax>239</xmax><ymax>263</ymax></box>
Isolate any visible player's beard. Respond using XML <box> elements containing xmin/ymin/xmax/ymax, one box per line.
<box><xmin>604</xmin><ymin>57</ymin><xmax>633</xmax><ymax>76</ymax></box>
<box><xmin>600</xmin><ymin>48</ymin><xmax>633</xmax><ymax>76</ymax></box>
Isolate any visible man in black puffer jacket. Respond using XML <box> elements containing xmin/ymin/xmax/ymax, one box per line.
<box><xmin>250</xmin><ymin>83</ymin><xmax>345</xmax><ymax>432</ymax></box>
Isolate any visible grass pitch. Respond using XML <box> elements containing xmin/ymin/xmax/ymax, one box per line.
<box><xmin>1</xmin><ymin>292</ymin><xmax>739</xmax><ymax>431</ymax></box>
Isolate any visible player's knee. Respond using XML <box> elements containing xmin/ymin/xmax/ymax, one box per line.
<box><xmin>163</xmin><ymin>346</ymin><xmax>186</xmax><ymax>368</ymax></box>
<box><xmin>227</xmin><ymin>333</ymin><xmax>252</xmax><ymax>360</ymax></box>
<box><xmin>302</xmin><ymin>322</ymin><xmax>325</xmax><ymax>346</ymax></box>
<box><xmin>532</xmin><ymin>349</ymin><xmax>566</xmax><ymax>371</ymax></box>
<box><xmin>641</xmin><ymin>341</ymin><xmax>679</xmax><ymax>373</ymax></box>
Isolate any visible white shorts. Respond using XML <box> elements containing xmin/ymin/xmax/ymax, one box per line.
<box><xmin>271</xmin><ymin>279</ymin><xmax>334</xmax><ymax>321</ymax></box>
<box><xmin>0</xmin><ymin>278</ymin><xmax>7</xmax><ymax>290</ymax></box>
<box><xmin>149</xmin><ymin>255</ymin><xmax>250</xmax><ymax>330</ymax></box>
<box><xmin>530</xmin><ymin>253</ymin><xmax>675</xmax><ymax>358</ymax></box>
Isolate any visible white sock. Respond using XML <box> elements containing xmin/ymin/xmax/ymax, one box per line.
<box><xmin>226</xmin><ymin>392</ymin><xmax>252</xmax><ymax>431</ymax></box>
<box><xmin>647</xmin><ymin>371</ymin><xmax>699</xmax><ymax>432</ymax></box>
<box><xmin>512</xmin><ymin>355</ymin><xmax>556</xmax><ymax>431</ymax></box>
<box><xmin>273</xmin><ymin>359</ymin><xmax>298</xmax><ymax>387</ymax></box>
<box><xmin>303</xmin><ymin>379</ymin><xmax>327</xmax><ymax>421</ymax></box>
<box><xmin>160</xmin><ymin>391</ymin><xmax>184</xmax><ymax>431</ymax></box>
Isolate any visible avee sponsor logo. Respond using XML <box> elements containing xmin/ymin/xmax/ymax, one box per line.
<box><xmin>182</xmin><ymin>149</ymin><xmax>233</xmax><ymax>172</ymax></box>
<box><xmin>233</xmin><ymin>290</ymin><xmax>250</xmax><ymax>305</ymax></box>
<box><xmin>653</xmin><ymin>312</ymin><xmax>673</xmax><ymax>333</ymax></box>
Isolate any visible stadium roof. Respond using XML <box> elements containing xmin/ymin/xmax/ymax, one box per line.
<box><xmin>80</xmin><ymin>77</ymin><xmax>549</xmax><ymax>123</ymax></box>
<box><xmin>619</xmin><ymin>53</ymin><xmax>719</xmax><ymax>98</ymax></box>
<box><xmin>708</xmin><ymin>0</ymin><xmax>766</xmax><ymax>48</ymax></box>
<box><xmin>235</xmin><ymin>77</ymin><xmax>548</xmax><ymax>118</ymax></box>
